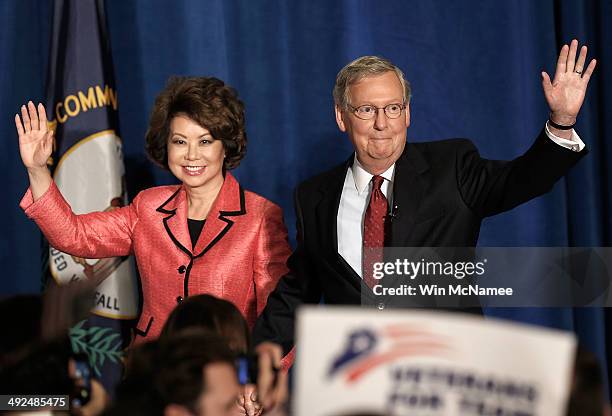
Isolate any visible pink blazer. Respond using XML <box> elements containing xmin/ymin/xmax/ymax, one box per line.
<box><xmin>20</xmin><ymin>172</ymin><xmax>291</xmax><ymax>343</ymax></box>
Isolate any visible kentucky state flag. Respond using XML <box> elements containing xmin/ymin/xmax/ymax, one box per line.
<box><xmin>44</xmin><ymin>0</ymin><xmax>139</xmax><ymax>391</ymax></box>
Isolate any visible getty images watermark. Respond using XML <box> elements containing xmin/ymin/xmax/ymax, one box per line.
<box><xmin>370</xmin><ymin>257</ymin><xmax>514</xmax><ymax>297</ymax></box>
<box><xmin>363</xmin><ymin>247</ymin><xmax>612</xmax><ymax>308</ymax></box>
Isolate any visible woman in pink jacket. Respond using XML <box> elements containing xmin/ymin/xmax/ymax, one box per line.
<box><xmin>17</xmin><ymin>77</ymin><xmax>291</xmax><ymax>345</ymax></box>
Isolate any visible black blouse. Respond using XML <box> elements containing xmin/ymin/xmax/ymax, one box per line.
<box><xmin>187</xmin><ymin>218</ymin><xmax>206</xmax><ymax>248</ymax></box>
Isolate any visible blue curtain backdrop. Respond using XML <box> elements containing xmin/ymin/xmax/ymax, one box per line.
<box><xmin>2</xmin><ymin>0</ymin><xmax>611</xmax><ymax>390</ymax></box>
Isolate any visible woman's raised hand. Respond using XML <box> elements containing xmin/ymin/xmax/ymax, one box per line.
<box><xmin>15</xmin><ymin>101</ymin><xmax>53</xmax><ymax>171</ymax></box>
<box><xmin>15</xmin><ymin>101</ymin><xmax>54</xmax><ymax>200</ymax></box>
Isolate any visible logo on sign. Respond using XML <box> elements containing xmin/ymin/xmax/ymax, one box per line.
<box><xmin>328</xmin><ymin>324</ymin><xmax>453</xmax><ymax>383</ymax></box>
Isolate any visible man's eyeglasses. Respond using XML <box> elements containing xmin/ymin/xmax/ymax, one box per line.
<box><xmin>348</xmin><ymin>103</ymin><xmax>406</xmax><ymax>120</ymax></box>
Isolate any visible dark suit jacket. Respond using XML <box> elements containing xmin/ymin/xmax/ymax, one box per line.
<box><xmin>253</xmin><ymin>129</ymin><xmax>586</xmax><ymax>353</ymax></box>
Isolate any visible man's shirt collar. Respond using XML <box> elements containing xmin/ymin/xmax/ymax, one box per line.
<box><xmin>351</xmin><ymin>155</ymin><xmax>395</xmax><ymax>195</ymax></box>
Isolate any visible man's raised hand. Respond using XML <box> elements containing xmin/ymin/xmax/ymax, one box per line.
<box><xmin>542</xmin><ymin>39</ymin><xmax>596</xmax><ymax>127</ymax></box>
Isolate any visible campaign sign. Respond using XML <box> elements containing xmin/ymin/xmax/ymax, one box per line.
<box><xmin>294</xmin><ymin>307</ymin><xmax>575</xmax><ymax>416</ymax></box>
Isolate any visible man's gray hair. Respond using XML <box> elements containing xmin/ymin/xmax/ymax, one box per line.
<box><xmin>333</xmin><ymin>56</ymin><xmax>411</xmax><ymax>110</ymax></box>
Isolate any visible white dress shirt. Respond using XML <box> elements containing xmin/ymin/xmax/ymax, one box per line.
<box><xmin>337</xmin><ymin>124</ymin><xmax>585</xmax><ymax>278</ymax></box>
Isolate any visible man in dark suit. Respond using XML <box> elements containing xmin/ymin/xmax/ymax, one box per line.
<box><xmin>254</xmin><ymin>40</ymin><xmax>596</xmax><ymax>355</ymax></box>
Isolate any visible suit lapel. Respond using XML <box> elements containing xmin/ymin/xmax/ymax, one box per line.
<box><xmin>315</xmin><ymin>157</ymin><xmax>351</xmax><ymax>255</ymax></box>
<box><xmin>315</xmin><ymin>156</ymin><xmax>364</xmax><ymax>291</ymax></box>
<box><xmin>156</xmin><ymin>187</ymin><xmax>192</xmax><ymax>257</ymax></box>
<box><xmin>389</xmin><ymin>144</ymin><xmax>430</xmax><ymax>247</ymax></box>
<box><xmin>193</xmin><ymin>172</ymin><xmax>245</xmax><ymax>258</ymax></box>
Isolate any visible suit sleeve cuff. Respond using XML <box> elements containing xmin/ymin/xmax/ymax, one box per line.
<box><xmin>19</xmin><ymin>182</ymin><xmax>62</xmax><ymax>218</ymax></box>
<box><xmin>545</xmin><ymin>121</ymin><xmax>586</xmax><ymax>152</ymax></box>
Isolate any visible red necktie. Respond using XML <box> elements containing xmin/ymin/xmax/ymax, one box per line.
<box><xmin>363</xmin><ymin>175</ymin><xmax>388</xmax><ymax>289</ymax></box>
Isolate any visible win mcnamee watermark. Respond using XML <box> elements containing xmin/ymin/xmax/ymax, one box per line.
<box><xmin>370</xmin><ymin>258</ymin><xmax>514</xmax><ymax>297</ymax></box>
